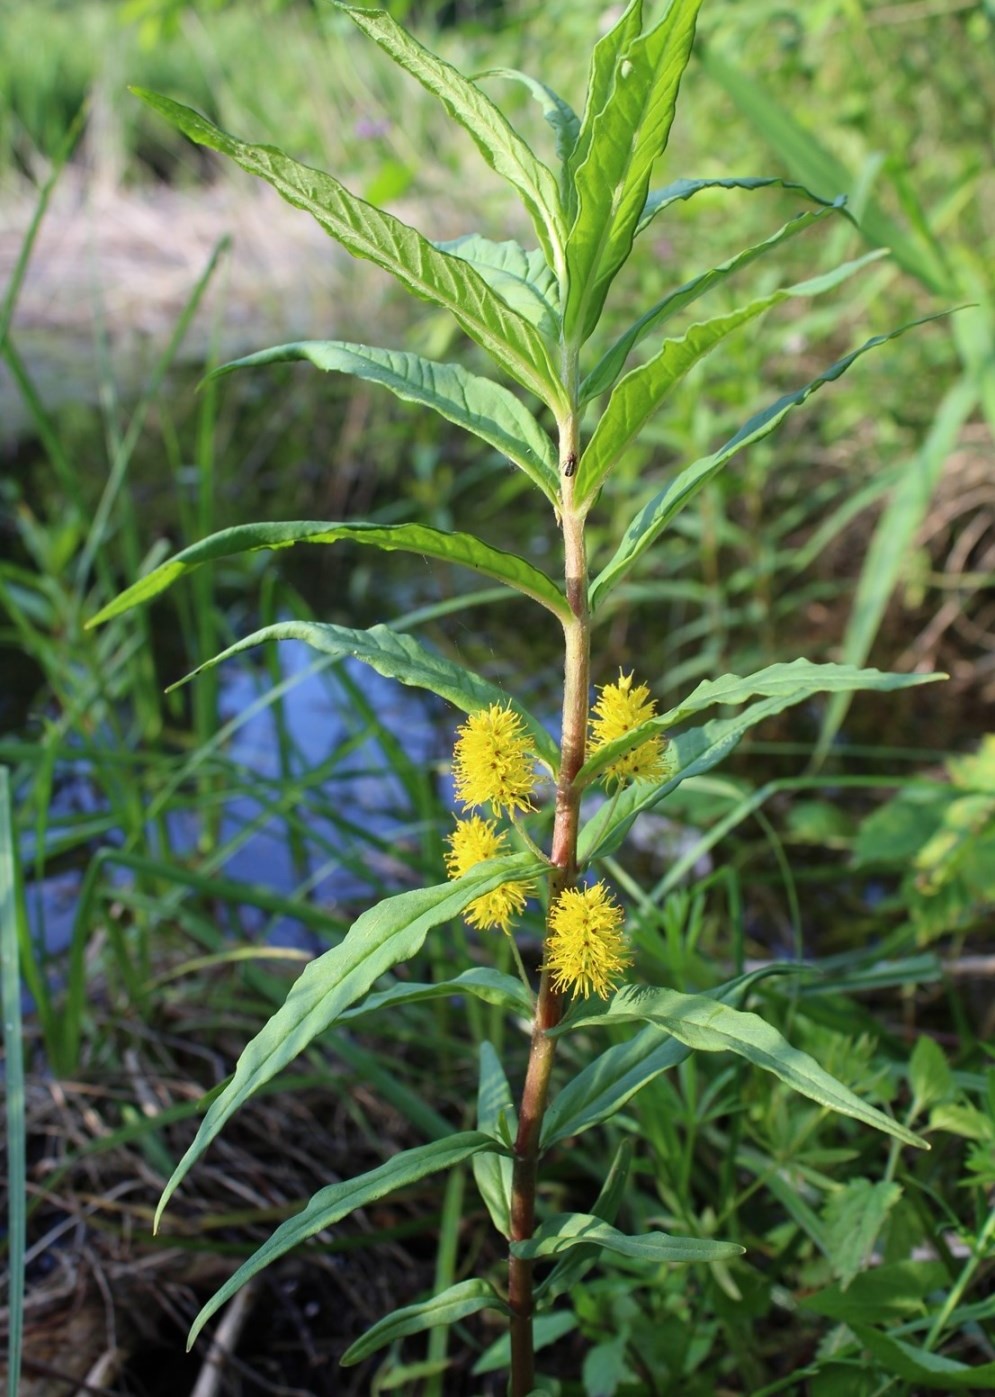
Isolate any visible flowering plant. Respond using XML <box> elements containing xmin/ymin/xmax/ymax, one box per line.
<box><xmin>90</xmin><ymin>1</ymin><xmax>939</xmax><ymax>1388</ymax></box>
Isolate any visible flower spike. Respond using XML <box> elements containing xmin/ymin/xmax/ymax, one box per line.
<box><xmin>452</xmin><ymin>702</ymin><xmax>539</xmax><ymax>815</ymax></box>
<box><xmin>445</xmin><ymin>816</ymin><xmax>535</xmax><ymax>934</ymax></box>
<box><xmin>589</xmin><ymin>670</ymin><xmax>669</xmax><ymax>788</ymax></box>
<box><xmin>543</xmin><ymin>881</ymin><xmax>631</xmax><ymax>1000</ymax></box>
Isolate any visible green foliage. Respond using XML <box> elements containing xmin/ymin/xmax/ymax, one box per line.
<box><xmin>853</xmin><ymin>736</ymin><xmax>995</xmax><ymax>942</ymax></box>
<box><xmin>6</xmin><ymin>0</ymin><xmax>981</xmax><ymax>1390</ymax></box>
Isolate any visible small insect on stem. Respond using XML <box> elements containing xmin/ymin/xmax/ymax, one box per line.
<box><xmin>563</xmin><ymin>453</ymin><xmax>577</xmax><ymax>478</ymax></box>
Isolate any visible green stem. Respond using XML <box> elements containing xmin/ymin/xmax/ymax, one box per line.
<box><xmin>508</xmin><ymin>405</ymin><xmax>589</xmax><ymax>1397</ymax></box>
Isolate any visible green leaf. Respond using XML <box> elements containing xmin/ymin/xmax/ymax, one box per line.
<box><xmin>341</xmin><ymin>5</ymin><xmax>566</xmax><ymax>276</ymax></box>
<box><xmin>536</xmin><ymin>1138</ymin><xmax>635</xmax><ymax>1301</ymax></box>
<box><xmin>341</xmin><ymin>967</ymin><xmax>532</xmax><ymax>1023</ymax></box>
<box><xmin>341</xmin><ymin>1277</ymin><xmax>509</xmax><ymax>1366</ymax></box>
<box><xmin>162</xmin><ymin>619</ymin><xmax>560</xmax><ymax>772</ymax></box>
<box><xmin>576</xmin><ymin>661</ymin><xmax>943</xmax><ymax>788</ymax></box>
<box><xmin>475</xmin><ymin>68</ymin><xmax>580</xmax><ymax>196</ymax></box>
<box><xmin>542</xmin><ymin>967</ymin><xmax>792</xmax><ymax>1146</ymax></box>
<box><xmin>635</xmin><ymin>174</ymin><xmax>843</xmax><ymax>237</ymax></box>
<box><xmin>823</xmin><ymin>1178</ymin><xmax>903</xmax><ymax>1289</ymax></box>
<box><xmin>567</xmin><ymin>0</ymin><xmax>643</xmax><ymax>186</ymax></box>
<box><xmin>800</xmin><ymin>1260</ymin><xmax>949</xmax><ymax>1324</ymax></box>
<box><xmin>581</xmin><ymin>201</ymin><xmax>844</xmax><ymax>401</ymax></box>
<box><xmin>213</xmin><ymin>340</ymin><xmax>560</xmax><ymax>502</ymax></box>
<box><xmin>511</xmin><ymin>1212</ymin><xmax>743</xmax><ymax>1264</ymax></box>
<box><xmin>578</xmin><ymin>677</ymin><xmax>941</xmax><ymax>864</ymax></box>
<box><xmin>589</xmin><ymin>315</ymin><xmax>947</xmax><ymax>608</ymax></box>
<box><xmin>435</xmin><ymin>234</ymin><xmax>559</xmax><ymax>334</ymax></box>
<box><xmin>909</xmin><ymin>1035</ymin><xmax>954</xmax><ymax>1114</ymax></box>
<box><xmin>88</xmin><ymin>519</ymin><xmax>569</xmax><ymax>628</ymax></box>
<box><xmin>188</xmin><ymin>1133</ymin><xmax>506</xmax><ymax>1349</ymax></box>
<box><xmin>130</xmin><ymin>89</ymin><xmax>568</xmax><ymax>412</ymax></box>
<box><xmin>473</xmin><ymin>1041</ymin><xmax>517</xmax><ymax>1237</ymax></box>
<box><xmin>155</xmin><ymin>854</ymin><xmax>543</xmax><ymax>1232</ymax></box>
<box><xmin>566</xmin><ymin>0</ymin><xmax>704</xmax><ymax>342</ymax></box>
<box><xmin>850</xmin><ymin>1325</ymin><xmax>995</xmax><ymax>1389</ymax></box>
<box><xmin>556</xmin><ymin>986</ymin><xmax>927</xmax><ymax>1150</ymax></box>
<box><xmin>576</xmin><ymin>252</ymin><xmax>882</xmax><ymax>503</ymax></box>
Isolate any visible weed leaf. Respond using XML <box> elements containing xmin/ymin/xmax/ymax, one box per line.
<box><xmin>850</xmin><ymin>1325</ymin><xmax>995</xmax><ymax>1388</ymax></box>
<box><xmin>156</xmin><ymin>856</ymin><xmax>543</xmax><ymax>1234</ymax></box>
<box><xmin>577</xmin><ymin>253</ymin><xmax>882</xmax><ymax>503</ymax></box>
<box><xmin>579</xmin><ymin>675</ymin><xmax>942</xmax><ymax>860</ymax></box>
<box><xmin>582</xmin><ymin>202</ymin><xmax>844</xmax><ymax>401</ymax></box>
<box><xmin>341</xmin><ymin>1278</ymin><xmax>510</xmax><ymax>1367</ymax></box>
<box><xmin>474</xmin><ymin>68</ymin><xmax>580</xmax><ymax>189</ymax></box>
<box><xmin>473</xmin><ymin>1042</ymin><xmax>518</xmax><ymax>1237</ymax></box>
<box><xmin>130</xmin><ymin>89</ymin><xmax>568</xmax><ymax>411</ymax></box>
<box><xmin>576</xmin><ymin>660</ymin><xmax>943</xmax><ymax>787</ymax></box>
<box><xmin>341</xmin><ymin>967</ymin><xmax>532</xmax><ymax>1023</ymax></box>
<box><xmin>89</xmin><ymin>521</ymin><xmax>569</xmax><ymax>628</ymax></box>
<box><xmin>341</xmin><ymin>5</ymin><xmax>566</xmax><ymax>273</ymax></box>
<box><xmin>435</xmin><ymin>234</ymin><xmax>559</xmax><ymax>333</ymax></box>
<box><xmin>161</xmin><ymin>618</ymin><xmax>560</xmax><ymax>769</ymax></box>
<box><xmin>566</xmin><ymin>0</ymin><xmax>703</xmax><ymax>342</ymax></box>
<box><xmin>213</xmin><ymin>341</ymin><xmax>560</xmax><ymax>501</ymax></box>
<box><xmin>589</xmin><ymin>314</ymin><xmax>948</xmax><ymax>607</ymax></box>
<box><xmin>511</xmin><ymin>1212</ymin><xmax>742</xmax><ymax>1263</ymax></box>
<box><xmin>188</xmin><ymin>1134</ymin><xmax>508</xmax><ymax>1348</ymax></box>
<box><xmin>560</xmin><ymin>986</ymin><xmax>927</xmax><ymax>1149</ymax></box>
<box><xmin>542</xmin><ymin>966</ymin><xmax>795</xmax><ymax>1145</ymax></box>
<box><xmin>635</xmin><ymin>174</ymin><xmax>845</xmax><ymax>237</ymax></box>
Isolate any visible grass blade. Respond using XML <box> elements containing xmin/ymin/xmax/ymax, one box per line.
<box><xmin>0</xmin><ymin>769</ymin><xmax>26</xmax><ymax>1397</ymax></box>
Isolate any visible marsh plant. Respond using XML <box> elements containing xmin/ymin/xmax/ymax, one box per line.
<box><xmin>91</xmin><ymin>1</ymin><xmax>941</xmax><ymax>1389</ymax></box>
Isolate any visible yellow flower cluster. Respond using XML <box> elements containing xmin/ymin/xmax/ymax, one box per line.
<box><xmin>445</xmin><ymin>704</ymin><xmax>540</xmax><ymax>935</ymax></box>
<box><xmin>452</xmin><ymin>703</ymin><xmax>538</xmax><ymax>815</ymax></box>
<box><xmin>543</xmin><ymin>881</ymin><xmax>631</xmax><ymax>1000</ymax></box>
<box><xmin>589</xmin><ymin>670</ymin><xmax>669</xmax><ymax>788</ymax></box>
<box><xmin>444</xmin><ymin>816</ymin><xmax>534</xmax><ymax>935</ymax></box>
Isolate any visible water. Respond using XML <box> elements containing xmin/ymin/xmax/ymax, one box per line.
<box><xmin>22</xmin><ymin>640</ymin><xmax>447</xmax><ymax>968</ymax></box>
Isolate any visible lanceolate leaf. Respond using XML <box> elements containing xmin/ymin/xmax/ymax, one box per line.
<box><xmin>542</xmin><ymin>966</ymin><xmax>795</xmax><ymax>1146</ymax></box>
<box><xmin>635</xmin><ymin>174</ymin><xmax>844</xmax><ymax>237</ymax></box>
<box><xmin>342</xmin><ymin>5</ymin><xmax>566</xmax><ymax>277</ymax></box>
<box><xmin>589</xmin><ymin>315</ymin><xmax>946</xmax><ymax>608</ymax></box>
<box><xmin>435</xmin><ymin>234</ymin><xmax>559</xmax><ymax>334</ymax></box>
<box><xmin>155</xmin><ymin>854</ymin><xmax>542</xmax><ymax>1233</ymax></box>
<box><xmin>474</xmin><ymin>1041</ymin><xmax>518</xmax><ymax>1237</ymax></box>
<box><xmin>188</xmin><ymin>1133</ymin><xmax>507</xmax><ymax>1348</ymax></box>
<box><xmin>568</xmin><ymin>0</ymin><xmax>642</xmax><ymax>183</ymax></box>
<box><xmin>131</xmin><ymin>90</ymin><xmax>568</xmax><ymax>412</ymax></box>
<box><xmin>582</xmin><ymin>203</ymin><xmax>844</xmax><ymax>401</ymax></box>
<box><xmin>475</xmin><ymin>68</ymin><xmax>580</xmax><ymax>192</ymax></box>
<box><xmin>164</xmin><ymin>620</ymin><xmax>560</xmax><ymax>771</ymax></box>
<box><xmin>576</xmin><ymin>661</ymin><xmax>943</xmax><ymax>787</ymax></box>
<box><xmin>577</xmin><ymin>674</ymin><xmax>941</xmax><ymax>862</ymax></box>
<box><xmin>341</xmin><ymin>967</ymin><xmax>532</xmax><ymax>1023</ymax></box>
<box><xmin>536</xmin><ymin>1138</ymin><xmax>635</xmax><ymax>1300</ymax></box>
<box><xmin>88</xmin><ymin>521</ymin><xmax>570</xmax><ymax>628</ymax></box>
<box><xmin>212</xmin><ymin>341</ymin><xmax>559</xmax><ymax>501</ymax></box>
<box><xmin>511</xmin><ymin>1213</ymin><xmax>743</xmax><ymax>1264</ymax></box>
<box><xmin>577</xmin><ymin>253</ymin><xmax>882</xmax><ymax>503</ymax></box>
<box><xmin>566</xmin><ymin>0</ymin><xmax>703</xmax><ymax>342</ymax></box>
<box><xmin>561</xmin><ymin>987</ymin><xmax>926</xmax><ymax>1149</ymax></box>
<box><xmin>341</xmin><ymin>1278</ymin><xmax>510</xmax><ymax>1367</ymax></box>
<box><xmin>850</xmin><ymin>1326</ymin><xmax>995</xmax><ymax>1389</ymax></box>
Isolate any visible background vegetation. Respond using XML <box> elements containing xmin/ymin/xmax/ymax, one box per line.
<box><xmin>1</xmin><ymin>0</ymin><xmax>993</xmax><ymax>1393</ymax></box>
